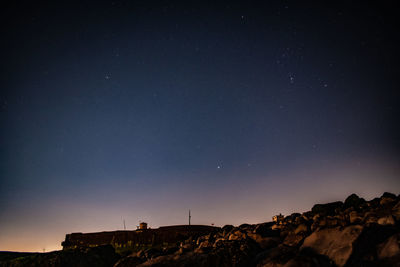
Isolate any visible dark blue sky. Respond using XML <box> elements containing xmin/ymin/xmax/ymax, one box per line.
<box><xmin>1</xmin><ymin>1</ymin><xmax>399</xmax><ymax>251</ymax></box>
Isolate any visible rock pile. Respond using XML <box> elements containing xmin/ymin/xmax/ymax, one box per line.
<box><xmin>114</xmin><ymin>192</ymin><xmax>400</xmax><ymax>267</ymax></box>
<box><xmin>1</xmin><ymin>192</ymin><xmax>399</xmax><ymax>267</ymax></box>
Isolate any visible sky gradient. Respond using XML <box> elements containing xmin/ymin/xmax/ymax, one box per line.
<box><xmin>1</xmin><ymin>1</ymin><xmax>399</xmax><ymax>252</ymax></box>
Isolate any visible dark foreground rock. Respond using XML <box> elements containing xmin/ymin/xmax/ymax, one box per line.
<box><xmin>1</xmin><ymin>192</ymin><xmax>400</xmax><ymax>267</ymax></box>
<box><xmin>0</xmin><ymin>245</ymin><xmax>120</xmax><ymax>267</ymax></box>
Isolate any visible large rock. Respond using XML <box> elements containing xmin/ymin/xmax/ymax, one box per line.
<box><xmin>377</xmin><ymin>233</ymin><xmax>400</xmax><ymax>259</ymax></box>
<box><xmin>349</xmin><ymin>211</ymin><xmax>363</xmax><ymax>224</ymax></box>
<box><xmin>247</xmin><ymin>232</ymin><xmax>280</xmax><ymax>250</ymax></box>
<box><xmin>301</xmin><ymin>225</ymin><xmax>363</xmax><ymax>267</ymax></box>
<box><xmin>392</xmin><ymin>200</ymin><xmax>400</xmax><ymax>221</ymax></box>
<box><xmin>114</xmin><ymin>255</ymin><xmax>144</xmax><ymax>267</ymax></box>
<box><xmin>312</xmin><ymin>201</ymin><xmax>343</xmax><ymax>216</ymax></box>
<box><xmin>363</xmin><ymin>211</ymin><xmax>379</xmax><ymax>225</ymax></box>
<box><xmin>380</xmin><ymin>192</ymin><xmax>397</xmax><ymax>206</ymax></box>
<box><xmin>283</xmin><ymin>248</ymin><xmax>335</xmax><ymax>267</ymax></box>
<box><xmin>346</xmin><ymin>224</ymin><xmax>399</xmax><ymax>266</ymax></box>
<box><xmin>283</xmin><ymin>232</ymin><xmax>306</xmax><ymax>247</ymax></box>
<box><xmin>255</xmin><ymin>244</ymin><xmax>297</xmax><ymax>267</ymax></box>
<box><xmin>378</xmin><ymin>215</ymin><xmax>395</xmax><ymax>226</ymax></box>
<box><xmin>253</xmin><ymin>222</ymin><xmax>279</xmax><ymax>237</ymax></box>
<box><xmin>210</xmin><ymin>238</ymin><xmax>261</xmax><ymax>266</ymax></box>
<box><xmin>344</xmin><ymin>193</ymin><xmax>366</xmax><ymax>210</ymax></box>
<box><xmin>382</xmin><ymin>192</ymin><xmax>397</xmax><ymax>199</ymax></box>
<box><xmin>228</xmin><ymin>230</ymin><xmax>247</xmax><ymax>241</ymax></box>
<box><xmin>134</xmin><ymin>252</ymin><xmax>210</xmax><ymax>267</ymax></box>
<box><xmin>294</xmin><ymin>224</ymin><xmax>308</xmax><ymax>235</ymax></box>
<box><xmin>221</xmin><ymin>224</ymin><xmax>234</xmax><ymax>236</ymax></box>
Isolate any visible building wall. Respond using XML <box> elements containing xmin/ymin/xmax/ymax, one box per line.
<box><xmin>62</xmin><ymin>225</ymin><xmax>219</xmax><ymax>250</ymax></box>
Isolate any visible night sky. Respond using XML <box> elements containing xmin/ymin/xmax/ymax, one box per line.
<box><xmin>1</xmin><ymin>1</ymin><xmax>399</xmax><ymax>252</ymax></box>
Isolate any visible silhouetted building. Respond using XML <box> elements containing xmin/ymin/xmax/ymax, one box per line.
<box><xmin>139</xmin><ymin>222</ymin><xmax>148</xmax><ymax>230</ymax></box>
<box><xmin>272</xmin><ymin>213</ymin><xmax>284</xmax><ymax>224</ymax></box>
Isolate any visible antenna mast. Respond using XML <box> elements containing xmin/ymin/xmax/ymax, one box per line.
<box><xmin>123</xmin><ymin>219</ymin><xmax>126</xmax><ymax>230</ymax></box>
<box><xmin>189</xmin><ymin>209</ymin><xmax>191</xmax><ymax>225</ymax></box>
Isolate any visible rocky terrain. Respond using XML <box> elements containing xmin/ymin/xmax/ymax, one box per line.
<box><xmin>1</xmin><ymin>192</ymin><xmax>400</xmax><ymax>267</ymax></box>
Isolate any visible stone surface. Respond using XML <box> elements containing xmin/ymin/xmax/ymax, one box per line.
<box><xmin>349</xmin><ymin>210</ymin><xmax>363</xmax><ymax>224</ymax></box>
<box><xmin>114</xmin><ymin>255</ymin><xmax>143</xmax><ymax>267</ymax></box>
<box><xmin>311</xmin><ymin>201</ymin><xmax>343</xmax><ymax>216</ymax></box>
<box><xmin>294</xmin><ymin>224</ymin><xmax>308</xmax><ymax>235</ymax></box>
<box><xmin>256</xmin><ymin>245</ymin><xmax>297</xmax><ymax>267</ymax></box>
<box><xmin>344</xmin><ymin>193</ymin><xmax>365</xmax><ymax>209</ymax></box>
<box><xmin>301</xmin><ymin>225</ymin><xmax>363</xmax><ymax>267</ymax></box>
<box><xmin>283</xmin><ymin>232</ymin><xmax>305</xmax><ymax>247</ymax></box>
<box><xmin>380</xmin><ymin>197</ymin><xmax>396</xmax><ymax>206</ymax></box>
<box><xmin>378</xmin><ymin>215</ymin><xmax>395</xmax><ymax>226</ymax></box>
<box><xmin>363</xmin><ymin>211</ymin><xmax>378</xmax><ymax>225</ymax></box>
<box><xmin>377</xmin><ymin>234</ymin><xmax>400</xmax><ymax>259</ymax></box>
<box><xmin>228</xmin><ymin>230</ymin><xmax>247</xmax><ymax>241</ymax></box>
<box><xmin>392</xmin><ymin>200</ymin><xmax>400</xmax><ymax>221</ymax></box>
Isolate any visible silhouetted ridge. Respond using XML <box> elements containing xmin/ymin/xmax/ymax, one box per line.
<box><xmin>1</xmin><ymin>192</ymin><xmax>399</xmax><ymax>267</ymax></box>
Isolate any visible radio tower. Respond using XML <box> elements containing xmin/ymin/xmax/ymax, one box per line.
<box><xmin>189</xmin><ymin>210</ymin><xmax>191</xmax><ymax>225</ymax></box>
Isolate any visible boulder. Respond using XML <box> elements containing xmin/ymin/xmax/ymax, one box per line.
<box><xmin>377</xmin><ymin>233</ymin><xmax>400</xmax><ymax>259</ymax></box>
<box><xmin>344</xmin><ymin>193</ymin><xmax>366</xmax><ymax>210</ymax></box>
<box><xmin>198</xmin><ymin>240</ymin><xmax>212</xmax><ymax>249</ymax></box>
<box><xmin>255</xmin><ymin>244</ymin><xmax>297</xmax><ymax>267</ymax></box>
<box><xmin>294</xmin><ymin>224</ymin><xmax>308</xmax><ymax>235</ymax></box>
<box><xmin>382</xmin><ymin>192</ymin><xmax>397</xmax><ymax>199</ymax></box>
<box><xmin>162</xmin><ymin>246</ymin><xmax>179</xmax><ymax>255</ymax></box>
<box><xmin>325</xmin><ymin>216</ymin><xmax>341</xmax><ymax>227</ymax></box>
<box><xmin>210</xmin><ymin>238</ymin><xmax>261</xmax><ymax>266</ymax></box>
<box><xmin>311</xmin><ymin>215</ymin><xmax>335</xmax><ymax>231</ymax></box>
<box><xmin>134</xmin><ymin>252</ymin><xmax>210</xmax><ymax>267</ymax></box>
<box><xmin>284</xmin><ymin>213</ymin><xmax>301</xmax><ymax>224</ymax></box>
<box><xmin>253</xmin><ymin>222</ymin><xmax>278</xmax><ymax>237</ymax></box>
<box><xmin>312</xmin><ymin>201</ymin><xmax>343</xmax><ymax>216</ymax></box>
<box><xmin>114</xmin><ymin>256</ymin><xmax>144</xmax><ymax>267</ymax></box>
<box><xmin>378</xmin><ymin>215</ymin><xmax>395</xmax><ymax>226</ymax></box>
<box><xmin>283</xmin><ymin>248</ymin><xmax>335</xmax><ymax>267</ymax></box>
<box><xmin>301</xmin><ymin>225</ymin><xmax>363</xmax><ymax>267</ymax></box>
<box><xmin>380</xmin><ymin>192</ymin><xmax>397</xmax><ymax>206</ymax></box>
<box><xmin>392</xmin><ymin>200</ymin><xmax>400</xmax><ymax>221</ymax></box>
<box><xmin>345</xmin><ymin>224</ymin><xmax>399</xmax><ymax>266</ymax></box>
<box><xmin>283</xmin><ymin>232</ymin><xmax>305</xmax><ymax>247</ymax></box>
<box><xmin>228</xmin><ymin>230</ymin><xmax>247</xmax><ymax>241</ymax></box>
<box><xmin>143</xmin><ymin>248</ymin><xmax>162</xmax><ymax>259</ymax></box>
<box><xmin>301</xmin><ymin>211</ymin><xmax>313</xmax><ymax>220</ymax></box>
<box><xmin>271</xmin><ymin>224</ymin><xmax>284</xmax><ymax>230</ymax></box>
<box><xmin>239</xmin><ymin>223</ymin><xmax>253</xmax><ymax>231</ymax></box>
<box><xmin>368</xmin><ymin>197</ymin><xmax>381</xmax><ymax>208</ymax></box>
<box><xmin>349</xmin><ymin>211</ymin><xmax>363</xmax><ymax>224</ymax></box>
<box><xmin>363</xmin><ymin>211</ymin><xmax>379</xmax><ymax>225</ymax></box>
<box><xmin>221</xmin><ymin>224</ymin><xmax>234</xmax><ymax>236</ymax></box>
<box><xmin>381</xmin><ymin>197</ymin><xmax>396</xmax><ymax>206</ymax></box>
<box><xmin>247</xmin><ymin>232</ymin><xmax>280</xmax><ymax>250</ymax></box>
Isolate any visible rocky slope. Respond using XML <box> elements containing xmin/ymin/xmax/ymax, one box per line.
<box><xmin>1</xmin><ymin>192</ymin><xmax>400</xmax><ymax>267</ymax></box>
